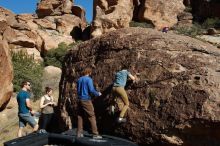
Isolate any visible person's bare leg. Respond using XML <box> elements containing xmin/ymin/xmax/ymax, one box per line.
<box><xmin>17</xmin><ymin>127</ymin><xmax>24</xmax><ymax>137</ymax></box>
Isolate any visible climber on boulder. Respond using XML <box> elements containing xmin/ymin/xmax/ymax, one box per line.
<box><xmin>112</xmin><ymin>65</ymin><xmax>137</xmax><ymax>123</ymax></box>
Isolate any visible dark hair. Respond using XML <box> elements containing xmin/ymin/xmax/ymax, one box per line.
<box><xmin>45</xmin><ymin>87</ymin><xmax>52</xmax><ymax>93</ymax></box>
<box><xmin>121</xmin><ymin>63</ymin><xmax>130</xmax><ymax>70</ymax></box>
<box><xmin>21</xmin><ymin>81</ymin><xmax>29</xmax><ymax>88</ymax></box>
<box><xmin>82</xmin><ymin>67</ymin><xmax>92</xmax><ymax>76</ymax></box>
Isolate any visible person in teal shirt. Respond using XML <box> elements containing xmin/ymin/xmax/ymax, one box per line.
<box><xmin>112</xmin><ymin>67</ymin><xmax>136</xmax><ymax>123</ymax></box>
<box><xmin>17</xmin><ymin>81</ymin><xmax>39</xmax><ymax>137</ymax></box>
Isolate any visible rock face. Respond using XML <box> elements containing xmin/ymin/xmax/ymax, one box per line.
<box><xmin>92</xmin><ymin>0</ymin><xmax>185</xmax><ymax>37</ymax></box>
<box><xmin>71</xmin><ymin>5</ymin><xmax>86</xmax><ymax>25</ymax></box>
<box><xmin>0</xmin><ymin>39</ymin><xmax>13</xmax><ymax>111</ymax></box>
<box><xmin>0</xmin><ymin>2</ymin><xmax>85</xmax><ymax>109</ymax></box>
<box><xmin>197</xmin><ymin>34</ymin><xmax>220</xmax><ymax>47</ymax></box>
<box><xmin>191</xmin><ymin>0</ymin><xmax>220</xmax><ymax>18</ymax></box>
<box><xmin>36</xmin><ymin>0</ymin><xmax>73</xmax><ymax>18</ymax></box>
<box><xmin>42</xmin><ymin>66</ymin><xmax>62</xmax><ymax>98</ymax></box>
<box><xmin>0</xmin><ymin>3</ymin><xmax>86</xmax><ymax>61</ymax></box>
<box><xmin>91</xmin><ymin>0</ymin><xmax>134</xmax><ymax>37</ymax></box>
<box><xmin>137</xmin><ymin>0</ymin><xmax>185</xmax><ymax>29</ymax></box>
<box><xmin>177</xmin><ymin>11</ymin><xmax>193</xmax><ymax>27</ymax></box>
<box><xmin>59</xmin><ymin>27</ymin><xmax>220</xmax><ymax>145</ymax></box>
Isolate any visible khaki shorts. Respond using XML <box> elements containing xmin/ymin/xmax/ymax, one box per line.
<box><xmin>18</xmin><ymin>113</ymin><xmax>37</xmax><ymax>128</ymax></box>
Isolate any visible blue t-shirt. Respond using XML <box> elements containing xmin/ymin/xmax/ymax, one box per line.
<box><xmin>17</xmin><ymin>90</ymin><xmax>30</xmax><ymax>114</ymax></box>
<box><xmin>77</xmin><ymin>76</ymin><xmax>100</xmax><ymax>100</ymax></box>
<box><xmin>113</xmin><ymin>70</ymin><xmax>131</xmax><ymax>87</ymax></box>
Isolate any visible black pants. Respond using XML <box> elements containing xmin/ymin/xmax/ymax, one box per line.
<box><xmin>40</xmin><ymin>113</ymin><xmax>53</xmax><ymax>130</ymax></box>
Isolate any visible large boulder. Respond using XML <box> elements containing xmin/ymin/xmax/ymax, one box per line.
<box><xmin>0</xmin><ymin>1</ymin><xmax>86</xmax><ymax>61</ymax></box>
<box><xmin>36</xmin><ymin>0</ymin><xmax>73</xmax><ymax>18</ymax></box>
<box><xmin>91</xmin><ymin>0</ymin><xmax>134</xmax><ymax>37</ymax></box>
<box><xmin>36</xmin><ymin>29</ymin><xmax>73</xmax><ymax>51</ymax></box>
<box><xmin>54</xmin><ymin>14</ymin><xmax>83</xmax><ymax>35</ymax></box>
<box><xmin>0</xmin><ymin>39</ymin><xmax>13</xmax><ymax>111</ymax></box>
<box><xmin>71</xmin><ymin>5</ymin><xmax>87</xmax><ymax>28</ymax></box>
<box><xmin>197</xmin><ymin>35</ymin><xmax>220</xmax><ymax>47</ymax></box>
<box><xmin>177</xmin><ymin>11</ymin><xmax>193</xmax><ymax>27</ymax></box>
<box><xmin>137</xmin><ymin>0</ymin><xmax>185</xmax><ymax>29</ymax></box>
<box><xmin>71</xmin><ymin>5</ymin><xmax>85</xmax><ymax>21</ymax></box>
<box><xmin>0</xmin><ymin>7</ymin><xmax>16</xmax><ymax>27</ymax></box>
<box><xmin>59</xmin><ymin>27</ymin><xmax>220</xmax><ymax>145</ymax></box>
<box><xmin>0</xmin><ymin>7</ymin><xmax>16</xmax><ymax>35</ymax></box>
<box><xmin>33</xmin><ymin>18</ymin><xmax>56</xmax><ymax>30</ymax></box>
<box><xmin>16</xmin><ymin>14</ymin><xmax>39</xmax><ymax>30</ymax></box>
<box><xmin>92</xmin><ymin>0</ymin><xmax>185</xmax><ymax>37</ymax></box>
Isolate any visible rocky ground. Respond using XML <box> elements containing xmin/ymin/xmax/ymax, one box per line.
<box><xmin>197</xmin><ymin>34</ymin><xmax>220</xmax><ymax>47</ymax></box>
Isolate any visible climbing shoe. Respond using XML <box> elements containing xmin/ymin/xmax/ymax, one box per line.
<box><xmin>117</xmin><ymin>118</ymin><xmax>127</xmax><ymax>123</ymax></box>
<box><xmin>93</xmin><ymin>135</ymin><xmax>102</xmax><ymax>139</ymax></box>
<box><xmin>77</xmin><ymin>133</ymin><xmax>84</xmax><ymax>138</ymax></box>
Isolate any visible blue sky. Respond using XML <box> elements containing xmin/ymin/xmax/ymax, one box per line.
<box><xmin>0</xmin><ymin>0</ymin><xmax>93</xmax><ymax>22</ymax></box>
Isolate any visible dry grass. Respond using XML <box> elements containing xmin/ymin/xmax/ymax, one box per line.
<box><xmin>0</xmin><ymin>95</ymin><xmax>46</xmax><ymax>146</ymax></box>
<box><xmin>0</xmin><ymin>92</ymin><xmax>59</xmax><ymax>145</ymax></box>
<box><xmin>0</xmin><ymin>122</ymin><xmax>19</xmax><ymax>146</ymax></box>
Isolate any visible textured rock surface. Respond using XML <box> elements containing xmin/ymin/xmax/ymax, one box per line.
<box><xmin>0</xmin><ymin>39</ymin><xmax>13</xmax><ymax>111</ymax></box>
<box><xmin>0</xmin><ymin>4</ymin><xmax>86</xmax><ymax>60</ymax></box>
<box><xmin>0</xmin><ymin>3</ymin><xmax>85</xmax><ymax>109</ymax></box>
<box><xmin>91</xmin><ymin>0</ymin><xmax>134</xmax><ymax>37</ymax></box>
<box><xmin>71</xmin><ymin>5</ymin><xmax>86</xmax><ymax>27</ymax></box>
<box><xmin>177</xmin><ymin>11</ymin><xmax>193</xmax><ymax>27</ymax></box>
<box><xmin>59</xmin><ymin>27</ymin><xmax>220</xmax><ymax>145</ymax></box>
<box><xmin>92</xmin><ymin>0</ymin><xmax>185</xmax><ymax>36</ymax></box>
<box><xmin>42</xmin><ymin>66</ymin><xmax>62</xmax><ymax>98</ymax></box>
<box><xmin>197</xmin><ymin>34</ymin><xmax>220</xmax><ymax>46</ymax></box>
<box><xmin>137</xmin><ymin>0</ymin><xmax>185</xmax><ymax>29</ymax></box>
<box><xmin>36</xmin><ymin>0</ymin><xmax>73</xmax><ymax>18</ymax></box>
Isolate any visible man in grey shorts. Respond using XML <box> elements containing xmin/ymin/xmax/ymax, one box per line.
<box><xmin>17</xmin><ymin>81</ymin><xmax>39</xmax><ymax>137</ymax></box>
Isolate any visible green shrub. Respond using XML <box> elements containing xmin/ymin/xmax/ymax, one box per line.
<box><xmin>12</xmin><ymin>51</ymin><xmax>44</xmax><ymax>100</ymax></box>
<box><xmin>130</xmin><ymin>21</ymin><xmax>154</xmax><ymax>28</ymax></box>
<box><xmin>175</xmin><ymin>17</ymin><xmax>220</xmax><ymax>37</ymax></box>
<box><xmin>175</xmin><ymin>23</ymin><xmax>204</xmax><ymax>37</ymax></box>
<box><xmin>184</xmin><ymin>6</ymin><xmax>192</xmax><ymax>13</ymax></box>
<box><xmin>43</xmin><ymin>42</ymin><xmax>81</xmax><ymax>68</ymax></box>
<box><xmin>202</xmin><ymin>17</ymin><xmax>220</xmax><ymax>29</ymax></box>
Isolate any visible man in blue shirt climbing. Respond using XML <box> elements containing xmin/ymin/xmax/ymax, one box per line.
<box><xmin>77</xmin><ymin>67</ymin><xmax>102</xmax><ymax>139</ymax></box>
<box><xmin>17</xmin><ymin>81</ymin><xmax>39</xmax><ymax>137</ymax></box>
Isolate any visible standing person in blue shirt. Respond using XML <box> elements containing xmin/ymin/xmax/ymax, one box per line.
<box><xmin>77</xmin><ymin>67</ymin><xmax>102</xmax><ymax>139</ymax></box>
<box><xmin>17</xmin><ymin>81</ymin><xmax>39</xmax><ymax>137</ymax></box>
<box><xmin>112</xmin><ymin>66</ymin><xmax>137</xmax><ymax>123</ymax></box>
